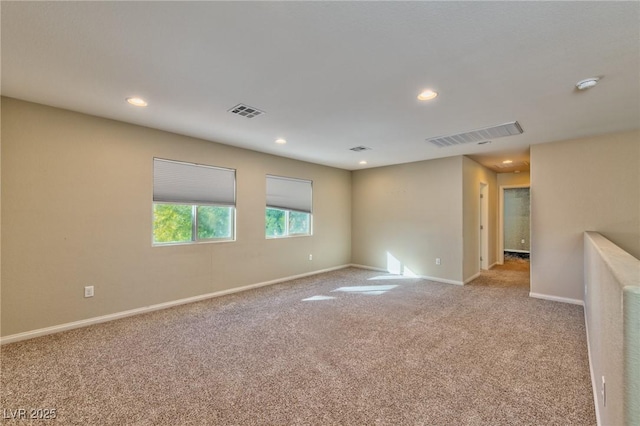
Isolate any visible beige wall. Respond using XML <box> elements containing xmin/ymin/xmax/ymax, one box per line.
<box><xmin>1</xmin><ymin>98</ymin><xmax>352</xmax><ymax>337</ymax></box>
<box><xmin>351</xmin><ymin>156</ymin><xmax>464</xmax><ymax>283</ymax></box>
<box><xmin>462</xmin><ymin>157</ymin><xmax>497</xmax><ymax>279</ymax></box>
<box><xmin>4</xmin><ymin>97</ymin><xmax>638</xmax><ymax>338</ymax></box>
<box><xmin>531</xmin><ymin>130</ymin><xmax>640</xmax><ymax>302</ymax></box>
<box><xmin>497</xmin><ymin>171</ymin><xmax>530</xmax><ymax>187</ymax></box>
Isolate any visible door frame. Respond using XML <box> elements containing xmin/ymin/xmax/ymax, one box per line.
<box><xmin>498</xmin><ymin>184</ymin><xmax>530</xmax><ymax>265</ymax></box>
<box><xmin>479</xmin><ymin>182</ymin><xmax>489</xmax><ymax>270</ymax></box>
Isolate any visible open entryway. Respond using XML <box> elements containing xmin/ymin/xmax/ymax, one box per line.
<box><xmin>499</xmin><ymin>185</ymin><xmax>530</xmax><ymax>269</ymax></box>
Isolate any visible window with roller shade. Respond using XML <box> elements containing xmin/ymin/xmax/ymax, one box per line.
<box><xmin>265</xmin><ymin>175</ymin><xmax>312</xmax><ymax>238</ymax></box>
<box><xmin>153</xmin><ymin>158</ymin><xmax>236</xmax><ymax>245</ymax></box>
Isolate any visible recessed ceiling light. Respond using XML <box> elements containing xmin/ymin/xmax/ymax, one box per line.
<box><xmin>417</xmin><ymin>89</ymin><xmax>438</xmax><ymax>101</ymax></box>
<box><xmin>275</xmin><ymin>138</ymin><xmax>287</xmax><ymax>145</ymax></box>
<box><xmin>502</xmin><ymin>159</ymin><xmax>513</xmax><ymax>164</ymax></box>
<box><xmin>359</xmin><ymin>160</ymin><xmax>368</xmax><ymax>165</ymax></box>
<box><xmin>126</xmin><ymin>97</ymin><xmax>147</xmax><ymax>107</ymax></box>
<box><xmin>576</xmin><ymin>77</ymin><xmax>599</xmax><ymax>90</ymax></box>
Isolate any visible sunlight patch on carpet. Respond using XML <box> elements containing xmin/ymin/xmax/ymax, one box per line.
<box><xmin>368</xmin><ymin>275</ymin><xmax>418</xmax><ymax>281</ymax></box>
<box><xmin>332</xmin><ymin>285</ymin><xmax>398</xmax><ymax>295</ymax></box>
<box><xmin>302</xmin><ymin>295</ymin><xmax>336</xmax><ymax>302</ymax></box>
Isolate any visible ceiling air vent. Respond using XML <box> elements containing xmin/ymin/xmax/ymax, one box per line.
<box><xmin>494</xmin><ymin>161</ymin><xmax>529</xmax><ymax>169</ymax></box>
<box><xmin>228</xmin><ymin>103</ymin><xmax>265</xmax><ymax>119</ymax></box>
<box><xmin>349</xmin><ymin>146</ymin><xmax>371</xmax><ymax>152</ymax></box>
<box><xmin>427</xmin><ymin>121</ymin><xmax>523</xmax><ymax>148</ymax></box>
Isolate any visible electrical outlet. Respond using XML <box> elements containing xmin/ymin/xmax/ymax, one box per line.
<box><xmin>84</xmin><ymin>286</ymin><xmax>94</xmax><ymax>298</ymax></box>
<box><xmin>521</xmin><ymin>239</ymin><xmax>526</xmax><ymax>244</ymax></box>
<box><xmin>602</xmin><ymin>376</ymin><xmax>606</xmax><ymax>407</ymax></box>
<box><xmin>308</xmin><ymin>254</ymin><xmax>313</xmax><ymax>261</ymax></box>
<box><xmin>436</xmin><ymin>258</ymin><xmax>441</xmax><ymax>265</ymax></box>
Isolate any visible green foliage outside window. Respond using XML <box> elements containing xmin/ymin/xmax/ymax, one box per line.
<box><xmin>289</xmin><ymin>211</ymin><xmax>310</xmax><ymax>235</ymax></box>
<box><xmin>265</xmin><ymin>208</ymin><xmax>310</xmax><ymax>238</ymax></box>
<box><xmin>197</xmin><ymin>206</ymin><xmax>232</xmax><ymax>239</ymax></box>
<box><xmin>153</xmin><ymin>204</ymin><xmax>192</xmax><ymax>243</ymax></box>
<box><xmin>153</xmin><ymin>204</ymin><xmax>233</xmax><ymax>244</ymax></box>
<box><xmin>266</xmin><ymin>208</ymin><xmax>286</xmax><ymax>238</ymax></box>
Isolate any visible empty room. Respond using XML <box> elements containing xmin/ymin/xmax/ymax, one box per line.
<box><xmin>1</xmin><ymin>2</ymin><xmax>639</xmax><ymax>425</ymax></box>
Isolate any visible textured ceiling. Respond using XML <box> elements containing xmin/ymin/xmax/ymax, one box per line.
<box><xmin>2</xmin><ymin>2</ymin><xmax>638</xmax><ymax>170</ymax></box>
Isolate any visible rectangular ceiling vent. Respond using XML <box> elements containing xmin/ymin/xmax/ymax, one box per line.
<box><xmin>427</xmin><ymin>121</ymin><xmax>523</xmax><ymax>148</ymax></box>
<box><xmin>228</xmin><ymin>103</ymin><xmax>265</xmax><ymax>119</ymax></box>
<box><xmin>349</xmin><ymin>146</ymin><xmax>372</xmax><ymax>152</ymax></box>
<box><xmin>494</xmin><ymin>161</ymin><xmax>529</xmax><ymax>169</ymax></box>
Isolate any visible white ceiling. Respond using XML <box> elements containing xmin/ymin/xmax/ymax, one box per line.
<box><xmin>2</xmin><ymin>2</ymin><xmax>638</xmax><ymax>171</ymax></box>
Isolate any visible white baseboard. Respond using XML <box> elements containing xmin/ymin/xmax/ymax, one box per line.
<box><xmin>350</xmin><ymin>264</ymin><xmax>464</xmax><ymax>286</ymax></box>
<box><xmin>0</xmin><ymin>264</ymin><xmax>351</xmax><ymax>345</ymax></box>
<box><xmin>529</xmin><ymin>292</ymin><xmax>584</xmax><ymax>306</ymax></box>
<box><xmin>488</xmin><ymin>262</ymin><xmax>498</xmax><ymax>270</ymax></box>
<box><xmin>584</xmin><ymin>309</ymin><xmax>602</xmax><ymax>426</ymax></box>
<box><xmin>349</xmin><ymin>263</ymin><xmax>387</xmax><ymax>272</ymax></box>
<box><xmin>463</xmin><ymin>272</ymin><xmax>481</xmax><ymax>284</ymax></box>
<box><xmin>423</xmin><ymin>275</ymin><xmax>464</xmax><ymax>286</ymax></box>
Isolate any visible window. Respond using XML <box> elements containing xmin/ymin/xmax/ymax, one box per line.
<box><xmin>266</xmin><ymin>175</ymin><xmax>312</xmax><ymax>238</ymax></box>
<box><xmin>153</xmin><ymin>158</ymin><xmax>235</xmax><ymax>245</ymax></box>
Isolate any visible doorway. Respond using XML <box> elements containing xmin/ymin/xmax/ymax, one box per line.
<box><xmin>498</xmin><ymin>185</ymin><xmax>530</xmax><ymax>266</ymax></box>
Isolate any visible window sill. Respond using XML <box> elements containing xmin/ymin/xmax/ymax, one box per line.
<box><xmin>266</xmin><ymin>234</ymin><xmax>312</xmax><ymax>240</ymax></box>
<box><xmin>152</xmin><ymin>238</ymin><xmax>236</xmax><ymax>247</ymax></box>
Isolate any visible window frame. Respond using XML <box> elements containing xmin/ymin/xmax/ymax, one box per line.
<box><xmin>196</xmin><ymin>205</ymin><xmax>236</xmax><ymax>242</ymax></box>
<box><xmin>265</xmin><ymin>207</ymin><xmax>312</xmax><ymax>239</ymax></box>
<box><xmin>152</xmin><ymin>158</ymin><xmax>236</xmax><ymax>246</ymax></box>
<box><xmin>265</xmin><ymin>175</ymin><xmax>313</xmax><ymax>239</ymax></box>
<box><xmin>152</xmin><ymin>203</ymin><xmax>236</xmax><ymax>246</ymax></box>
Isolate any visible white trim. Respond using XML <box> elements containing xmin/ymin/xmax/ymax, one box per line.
<box><xmin>504</xmin><ymin>249</ymin><xmax>530</xmax><ymax>254</ymax></box>
<box><xmin>488</xmin><ymin>262</ymin><xmax>498</xmax><ymax>270</ymax></box>
<box><xmin>584</xmin><ymin>308</ymin><xmax>603</xmax><ymax>426</ymax></box>
<box><xmin>422</xmin><ymin>275</ymin><xmax>464</xmax><ymax>286</ymax></box>
<box><xmin>0</xmin><ymin>264</ymin><xmax>350</xmax><ymax>345</ymax></box>
<box><xmin>350</xmin><ymin>264</ymin><xmax>464</xmax><ymax>286</ymax></box>
<box><xmin>529</xmin><ymin>292</ymin><xmax>584</xmax><ymax>306</ymax></box>
<box><xmin>480</xmin><ymin>182</ymin><xmax>489</xmax><ymax>271</ymax></box>
<box><xmin>349</xmin><ymin>263</ymin><xmax>387</xmax><ymax>272</ymax></box>
<box><xmin>464</xmin><ymin>272</ymin><xmax>481</xmax><ymax>284</ymax></box>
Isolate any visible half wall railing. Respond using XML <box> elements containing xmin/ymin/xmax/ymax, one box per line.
<box><xmin>584</xmin><ymin>231</ymin><xmax>639</xmax><ymax>426</ymax></box>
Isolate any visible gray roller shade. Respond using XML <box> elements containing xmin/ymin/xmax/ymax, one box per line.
<box><xmin>153</xmin><ymin>158</ymin><xmax>235</xmax><ymax>205</ymax></box>
<box><xmin>266</xmin><ymin>175</ymin><xmax>312</xmax><ymax>213</ymax></box>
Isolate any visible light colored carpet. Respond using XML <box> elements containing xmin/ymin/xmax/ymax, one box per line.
<box><xmin>500</xmin><ymin>254</ymin><xmax>530</xmax><ymax>272</ymax></box>
<box><xmin>1</xmin><ymin>266</ymin><xmax>595</xmax><ymax>425</ymax></box>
